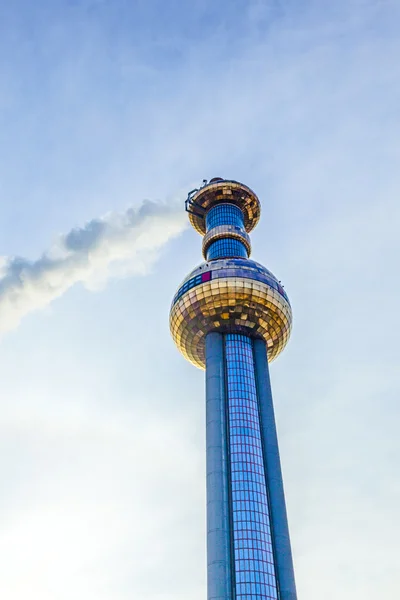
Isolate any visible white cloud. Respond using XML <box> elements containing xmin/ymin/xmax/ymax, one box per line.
<box><xmin>0</xmin><ymin>200</ymin><xmax>187</xmax><ymax>333</ymax></box>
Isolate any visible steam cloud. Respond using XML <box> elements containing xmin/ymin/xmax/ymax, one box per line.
<box><xmin>0</xmin><ymin>200</ymin><xmax>187</xmax><ymax>333</ymax></box>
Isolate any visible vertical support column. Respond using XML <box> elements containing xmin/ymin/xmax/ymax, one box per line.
<box><xmin>205</xmin><ymin>332</ymin><xmax>233</xmax><ymax>600</ymax></box>
<box><xmin>254</xmin><ymin>339</ymin><xmax>298</xmax><ymax>600</ymax></box>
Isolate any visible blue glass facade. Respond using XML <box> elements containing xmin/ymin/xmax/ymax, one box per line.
<box><xmin>206</xmin><ymin>203</ymin><xmax>248</xmax><ymax>260</ymax></box>
<box><xmin>206</xmin><ymin>203</ymin><xmax>244</xmax><ymax>230</ymax></box>
<box><xmin>226</xmin><ymin>334</ymin><xmax>278</xmax><ymax>600</ymax></box>
<box><xmin>207</xmin><ymin>238</ymin><xmax>248</xmax><ymax>260</ymax></box>
<box><xmin>205</xmin><ymin>332</ymin><xmax>297</xmax><ymax>600</ymax></box>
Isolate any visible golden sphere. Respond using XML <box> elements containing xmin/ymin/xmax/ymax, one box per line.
<box><xmin>169</xmin><ymin>258</ymin><xmax>292</xmax><ymax>369</ymax></box>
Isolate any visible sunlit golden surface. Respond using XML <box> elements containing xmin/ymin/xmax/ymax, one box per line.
<box><xmin>170</xmin><ymin>260</ymin><xmax>292</xmax><ymax>369</ymax></box>
<box><xmin>188</xmin><ymin>180</ymin><xmax>261</xmax><ymax>235</ymax></box>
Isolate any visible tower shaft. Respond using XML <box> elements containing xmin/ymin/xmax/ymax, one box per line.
<box><xmin>206</xmin><ymin>332</ymin><xmax>297</xmax><ymax>600</ymax></box>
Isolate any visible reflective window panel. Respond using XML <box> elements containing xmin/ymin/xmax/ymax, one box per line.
<box><xmin>206</xmin><ymin>203</ymin><xmax>245</xmax><ymax>231</ymax></box>
<box><xmin>225</xmin><ymin>334</ymin><xmax>278</xmax><ymax>600</ymax></box>
<box><xmin>207</xmin><ymin>238</ymin><xmax>248</xmax><ymax>260</ymax></box>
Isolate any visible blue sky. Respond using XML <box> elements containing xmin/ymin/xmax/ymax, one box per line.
<box><xmin>0</xmin><ymin>1</ymin><xmax>399</xmax><ymax>598</ymax></box>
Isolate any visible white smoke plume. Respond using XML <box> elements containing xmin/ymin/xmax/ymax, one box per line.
<box><xmin>0</xmin><ymin>200</ymin><xmax>187</xmax><ymax>333</ymax></box>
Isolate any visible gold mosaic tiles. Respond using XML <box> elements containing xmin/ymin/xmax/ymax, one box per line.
<box><xmin>188</xmin><ymin>181</ymin><xmax>261</xmax><ymax>235</ymax></box>
<box><xmin>170</xmin><ymin>275</ymin><xmax>292</xmax><ymax>370</ymax></box>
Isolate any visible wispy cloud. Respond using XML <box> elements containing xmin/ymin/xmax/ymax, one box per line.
<box><xmin>0</xmin><ymin>199</ymin><xmax>187</xmax><ymax>333</ymax></box>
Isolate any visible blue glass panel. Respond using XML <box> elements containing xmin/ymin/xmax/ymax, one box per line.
<box><xmin>207</xmin><ymin>238</ymin><xmax>248</xmax><ymax>260</ymax></box>
<box><xmin>225</xmin><ymin>334</ymin><xmax>278</xmax><ymax>600</ymax></box>
<box><xmin>206</xmin><ymin>203</ymin><xmax>244</xmax><ymax>231</ymax></box>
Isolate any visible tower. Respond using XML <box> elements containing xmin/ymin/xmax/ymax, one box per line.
<box><xmin>170</xmin><ymin>178</ymin><xmax>297</xmax><ymax>600</ymax></box>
